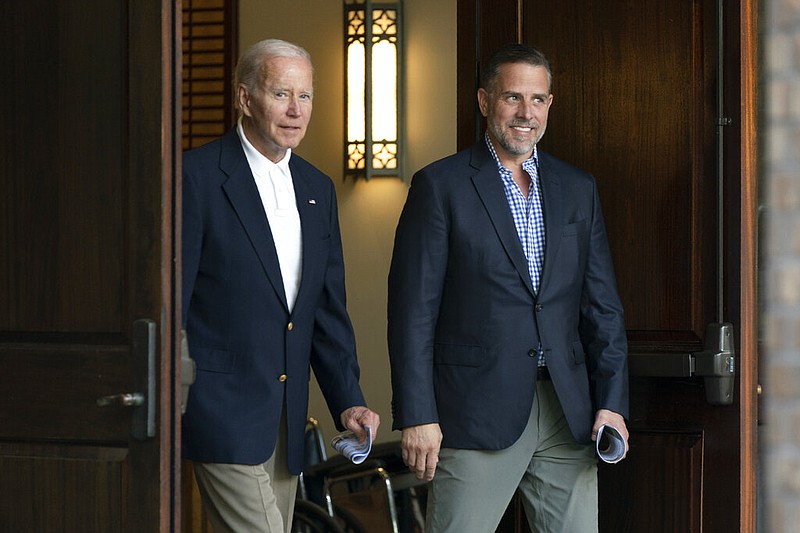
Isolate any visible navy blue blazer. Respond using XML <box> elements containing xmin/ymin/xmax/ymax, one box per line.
<box><xmin>182</xmin><ymin>129</ymin><xmax>366</xmax><ymax>473</ymax></box>
<box><xmin>388</xmin><ymin>140</ymin><xmax>628</xmax><ymax>450</ymax></box>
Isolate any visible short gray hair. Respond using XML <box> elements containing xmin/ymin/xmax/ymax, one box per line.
<box><xmin>234</xmin><ymin>39</ymin><xmax>312</xmax><ymax>99</ymax></box>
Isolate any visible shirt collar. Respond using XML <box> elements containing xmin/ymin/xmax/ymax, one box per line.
<box><xmin>483</xmin><ymin>131</ymin><xmax>538</xmax><ymax>174</ymax></box>
<box><xmin>237</xmin><ymin>117</ymin><xmax>292</xmax><ymax>179</ymax></box>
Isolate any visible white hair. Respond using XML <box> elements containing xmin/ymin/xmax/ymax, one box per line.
<box><xmin>234</xmin><ymin>39</ymin><xmax>313</xmax><ymax>102</ymax></box>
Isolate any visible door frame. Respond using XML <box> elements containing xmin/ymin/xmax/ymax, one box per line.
<box><xmin>736</xmin><ymin>0</ymin><xmax>759</xmax><ymax>529</ymax></box>
<box><xmin>131</xmin><ymin>0</ymin><xmax>183</xmax><ymax>528</ymax></box>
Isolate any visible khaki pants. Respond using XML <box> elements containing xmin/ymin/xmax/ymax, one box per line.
<box><xmin>192</xmin><ymin>410</ymin><xmax>299</xmax><ymax>533</ymax></box>
<box><xmin>425</xmin><ymin>381</ymin><xmax>598</xmax><ymax>533</ymax></box>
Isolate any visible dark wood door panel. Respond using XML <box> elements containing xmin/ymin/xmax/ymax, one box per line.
<box><xmin>599</xmin><ymin>431</ymin><xmax>703</xmax><ymax>533</ymax></box>
<box><xmin>0</xmin><ymin>1</ymin><xmax>127</xmax><ymax>334</ymax></box>
<box><xmin>1</xmin><ymin>0</ymin><xmax>179</xmax><ymax>530</ymax></box>
<box><xmin>0</xmin><ymin>348</ymin><xmax>131</xmax><ymax>441</ymax></box>
<box><xmin>0</xmin><ymin>444</ymin><xmax>128</xmax><ymax>533</ymax></box>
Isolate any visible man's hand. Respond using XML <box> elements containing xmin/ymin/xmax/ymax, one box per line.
<box><xmin>340</xmin><ymin>406</ymin><xmax>381</xmax><ymax>443</ymax></box>
<box><xmin>401</xmin><ymin>423</ymin><xmax>443</xmax><ymax>481</ymax></box>
<box><xmin>592</xmin><ymin>409</ymin><xmax>629</xmax><ymax>459</ymax></box>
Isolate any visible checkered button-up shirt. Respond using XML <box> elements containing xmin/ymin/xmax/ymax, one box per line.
<box><xmin>485</xmin><ymin>133</ymin><xmax>546</xmax><ymax>294</ymax></box>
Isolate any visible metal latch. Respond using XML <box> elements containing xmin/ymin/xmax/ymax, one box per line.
<box><xmin>692</xmin><ymin>322</ymin><xmax>735</xmax><ymax>405</ymax></box>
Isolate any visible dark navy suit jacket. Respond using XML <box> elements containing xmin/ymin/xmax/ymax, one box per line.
<box><xmin>182</xmin><ymin>129</ymin><xmax>365</xmax><ymax>473</ymax></box>
<box><xmin>388</xmin><ymin>140</ymin><xmax>628</xmax><ymax>449</ymax></box>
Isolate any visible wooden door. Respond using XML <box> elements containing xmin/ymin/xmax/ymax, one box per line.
<box><xmin>457</xmin><ymin>0</ymin><xmax>759</xmax><ymax>531</ymax></box>
<box><xmin>0</xmin><ymin>1</ymin><xmax>181</xmax><ymax>531</ymax></box>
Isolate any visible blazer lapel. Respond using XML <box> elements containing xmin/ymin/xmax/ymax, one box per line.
<box><xmin>287</xmin><ymin>160</ymin><xmax>320</xmax><ymax>313</ymax></box>
<box><xmin>469</xmin><ymin>143</ymin><xmax>537</xmax><ymax>299</ymax></box>
<box><xmin>537</xmin><ymin>153</ymin><xmax>563</xmax><ymax>295</ymax></box>
<box><xmin>218</xmin><ymin>131</ymin><xmax>289</xmax><ymax>310</ymax></box>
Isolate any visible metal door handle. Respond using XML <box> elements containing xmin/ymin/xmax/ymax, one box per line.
<box><xmin>97</xmin><ymin>393</ymin><xmax>145</xmax><ymax>407</ymax></box>
<box><xmin>94</xmin><ymin>319</ymin><xmax>156</xmax><ymax>439</ymax></box>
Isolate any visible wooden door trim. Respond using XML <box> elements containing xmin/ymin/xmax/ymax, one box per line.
<box><xmin>160</xmin><ymin>0</ymin><xmax>182</xmax><ymax>530</ymax></box>
<box><xmin>128</xmin><ymin>0</ymin><xmax>180</xmax><ymax>530</ymax></box>
<box><xmin>738</xmin><ymin>0</ymin><xmax>759</xmax><ymax>530</ymax></box>
<box><xmin>168</xmin><ymin>0</ymin><xmax>184</xmax><ymax>529</ymax></box>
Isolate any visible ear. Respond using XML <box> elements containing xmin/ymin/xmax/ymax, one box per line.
<box><xmin>237</xmin><ymin>85</ymin><xmax>252</xmax><ymax>117</ymax></box>
<box><xmin>477</xmin><ymin>88</ymin><xmax>489</xmax><ymax>118</ymax></box>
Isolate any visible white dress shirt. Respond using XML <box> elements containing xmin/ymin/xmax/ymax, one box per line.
<box><xmin>237</xmin><ymin>120</ymin><xmax>303</xmax><ymax>311</ymax></box>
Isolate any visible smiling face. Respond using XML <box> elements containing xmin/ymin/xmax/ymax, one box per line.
<box><xmin>478</xmin><ymin>62</ymin><xmax>553</xmax><ymax>167</ymax></box>
<box><xmin>238</xmin><ymin>55</ymin><xmax>314</xmax><ymax>163</ymax></box>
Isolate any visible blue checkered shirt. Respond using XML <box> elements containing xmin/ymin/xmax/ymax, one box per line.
<box><xmin>484</xmin><ymin>133</ymin><xmax>546</xmax><ymax>294</ymax></box>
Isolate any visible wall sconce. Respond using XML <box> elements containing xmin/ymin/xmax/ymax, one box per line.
<box><xmin>344</xmin><ymin>0</ymin><xmax>403</xmax><ymax>180</ymax></box>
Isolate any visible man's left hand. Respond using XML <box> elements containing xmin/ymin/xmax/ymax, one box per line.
<box><xmin>592</xmin><ymin>409</ymin><xmax>629</xmax><ymax>459</ymax></box>
<box><xmin>340</xmin><ymin>406</ymin><xmax>381</xmax><ymax>443</ymax></box>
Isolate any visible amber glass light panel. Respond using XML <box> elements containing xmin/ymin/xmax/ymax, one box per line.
<box><xmin>345</xmin><ymin>1</ymin><xmax>402</xmax><ymax>179</ymax></box>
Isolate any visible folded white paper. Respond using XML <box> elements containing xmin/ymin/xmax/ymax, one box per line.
<box><xmin>596</xmin><ymin>424</ymin><xmax>626</xmax><ymax>464</ymax></box>
<box><xmin>331</xmin><ymin>426</ymin><xmax>373</xmax><ymax>464</ymax></box>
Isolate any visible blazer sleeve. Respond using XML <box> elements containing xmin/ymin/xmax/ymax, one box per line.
<box><xmin>579</xmin><ymin>180</ymin><xmax>629</xmax><ymax>419</ymax></box>
<box><xmin>309</xmin><ymin>180</ymin><xmax>366</xmax><ymax>428</ymax></box>
<box><xmin>387</xmin><ymin>168</ymin><xmax>449</xmax><ymax>430</ymax></box>
<box><xmin>181</xmin><ymin>157</ymin><xmax>203</xmax><ymax>329</ymax></box>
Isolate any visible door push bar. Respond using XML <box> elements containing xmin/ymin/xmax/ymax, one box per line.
<box><xmin>627</xmin><ymin>323</ymin><xmax>735</xmax><ymax>406</ymax></box>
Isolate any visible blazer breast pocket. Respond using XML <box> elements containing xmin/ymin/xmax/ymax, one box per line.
<box><xmin>562</xmin><ymin>219</ymin><xmax>588</xmax><ymax>237</ymax></box>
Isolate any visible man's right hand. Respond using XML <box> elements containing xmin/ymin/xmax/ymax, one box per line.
<box><xmin>401</xmin><ymin>423</ymin><xmax>443</xmax><ymax>481</ymax></box>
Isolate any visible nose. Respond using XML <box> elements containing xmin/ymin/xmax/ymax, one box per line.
<box><xmin>518</xmin><ymin>100</ymin><xmax>535</xmax><ymax>119</ymax></box>
<box><xmin>287</xmin><ymin>96</ymin><xmax>302</xmax><ymax>116</ymax></box>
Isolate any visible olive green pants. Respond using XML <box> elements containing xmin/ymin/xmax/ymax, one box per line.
<box><xmin>426</xmin><ymin>381</ymin><xmax>598</xmax><ymax>533</ymax></box>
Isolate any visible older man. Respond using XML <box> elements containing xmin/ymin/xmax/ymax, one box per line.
<box><xmin>182</xmin><ymin>39</ymin><xmax>380</xmax><ymax>533</ymax></box>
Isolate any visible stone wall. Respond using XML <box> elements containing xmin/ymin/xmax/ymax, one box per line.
<box><xmin>763</xmin><ymin>1</ymin><xmax>800</xmax><ymax>531</ymax></box>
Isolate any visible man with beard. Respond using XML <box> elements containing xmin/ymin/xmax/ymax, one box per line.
<box><xmin>388</xmin><ymin>44</ymin><xmax>629</xmax><ymax>532</ymax></box>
